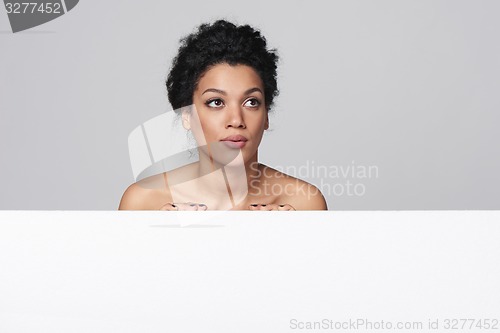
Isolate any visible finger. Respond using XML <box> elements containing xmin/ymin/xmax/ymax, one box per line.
<box><xmin>177</xmin><ymin>203</ymin><xmax>208</xmax><ymax>211</ymax></box>
<box><xmin>264</xmin><ymin>204</ymin><xmax>280</xmax><ymax>211</ymax></box>
<box><xmin>187</xmin><ymin>203</ymin><xmax>199</xmax><ymax>211</ymax></box>
<box><xmin>248</xmin><ymin>204</ymin><xmax>277</xmax><ymax>211</ymax></box>
<box><xmin>278</xmin><ymin>204</ymin><xmax>295</xmax><ymax>211</ymax></box>
<box><xmin>249</xmin><ymin>204</ymin><xmax>259</xmax><ymax>210</ymax></box>
<box><xmin>249</xmin><ymin>204</ymin><xmax>266</xmax><ymax>210</ymax></box>
<box><xmin>159</xmin><ymin>203</ymin><xmax>178</xmax><ymax>211</ymax></box>
<box><xmin>257</xmin><ymin>204</ymin><xmax>270</xmax><ymax>211</ymax></box>
<box><xmin>176</xmin><ymin>202</ymin><xmax>198</xmax><ymax>211</ymax></box>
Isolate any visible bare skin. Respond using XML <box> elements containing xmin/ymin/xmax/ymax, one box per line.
<box><xmin>119</xmin><ymin>64</ymin><xmax>327</xmax><ymax>211</ymax></box>
<box><xmin>119</xmin><ymin>163</ymin><xmax>326</xmax><ymax>210</ymax></box>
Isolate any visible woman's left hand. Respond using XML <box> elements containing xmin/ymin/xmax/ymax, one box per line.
<box><xmin>248</xmin><ymin>204</ymin><xmax>296</xmax><ymax>211</ymax></box>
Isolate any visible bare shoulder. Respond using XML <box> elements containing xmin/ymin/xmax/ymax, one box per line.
<box><xmin>261</xmin><ymin>165</ymin><xmax>328</xmax><ymax>211</ymax></box>
<box><xmin>118</xmin><ymin>174</ymin><xmax>172</xmax><ymax>210</ymax></box>
<box><xmin>118</xmin><ymin>163</ymin><xmax>198</xmax><ymax>210</ymax></box>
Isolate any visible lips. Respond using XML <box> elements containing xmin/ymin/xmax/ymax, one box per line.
<box><xmin>220</xmin><ymin>135</ymin><xmax>248</xmax><ymax>149</ymax></box>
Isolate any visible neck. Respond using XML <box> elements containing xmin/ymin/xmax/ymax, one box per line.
<box><xmin>196</xmin><ymin>149</ymin><xmax>262</xmax><ymax>199</ymax></box>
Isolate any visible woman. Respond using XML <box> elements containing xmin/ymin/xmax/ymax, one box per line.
<box><xmin>119</xmin><ymin>20</ymin><xmax>327</xmax><ymax>211</ymax></box>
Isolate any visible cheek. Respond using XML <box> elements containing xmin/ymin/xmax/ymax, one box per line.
<box><xmin>195</xmin><ymin>113</ymin><xmax>221</xmax><ymax>143</ymax></box>
<box><xmin>188</xmin><ymin>109</ymin><xmax>207</xmax><ymax>145</ymax></box>
<box><xmin>251</xmin><ymin>114</ymin><xmax>268</xmax><ymax>132</ymax></box>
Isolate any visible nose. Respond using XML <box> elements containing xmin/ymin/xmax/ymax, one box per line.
<box><xmin>225</xmin><ymin>105</ymin><xmax>246</xmax><ymax>129</ymax></box>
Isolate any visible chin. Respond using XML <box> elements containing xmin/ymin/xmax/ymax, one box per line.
<box><xmin>212</xmin><ymin>151</ymin><xmax>247</xmax><ymax>168</ymax></box>
<box><xmin>205</xmin><ymin>142</ymin><xmax>250</xmax><ymax>167</ymax></box>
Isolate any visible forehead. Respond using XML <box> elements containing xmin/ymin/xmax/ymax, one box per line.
<box><xmin>195</xmin><ymin>63</ymin><xmax>263</xmax><ymax>93</ymax></box>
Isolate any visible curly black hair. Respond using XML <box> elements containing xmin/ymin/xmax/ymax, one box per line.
<box><xmin>166</xmin><ymin>19</ymin><xmax>279</xmax><ymax>112</ymax></box>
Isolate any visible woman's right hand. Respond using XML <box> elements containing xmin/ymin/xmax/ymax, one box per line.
<box><xmin>159</xmin><ymin>203</ymin><xmax>208</xmax><ymax>211</ymax></box>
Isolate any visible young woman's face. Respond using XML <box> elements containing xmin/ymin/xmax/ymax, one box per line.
<box><xmin>185</xmin><ymin>63</ymin><xmax>269</xmax><ymax>165</ymax></box>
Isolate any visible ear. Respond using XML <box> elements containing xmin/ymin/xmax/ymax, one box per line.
<box><xmin>181</xmin><ymin>107</ymin><xmax>191</xmax><ymax>130</ymax></box>
<box><xmin>264</xmin><ymin>113</ymin><xmax>269</xmax><ymax>130</ymax></box>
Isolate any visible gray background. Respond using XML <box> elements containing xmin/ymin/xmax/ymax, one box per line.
<box><xmin>1</xmin><ymin>0</ymin><xmax>499</xmax><ymax>210</ymax></box>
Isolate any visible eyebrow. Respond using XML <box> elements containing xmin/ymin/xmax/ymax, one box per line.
<box><xmin>201</xmin><ymin>87</ymin><xmax>263</xmax><ymax>95</ymax></box>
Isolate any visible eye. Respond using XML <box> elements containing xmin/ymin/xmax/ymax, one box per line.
<box><xmin>244</xmin><ymin>98</ymin><xmax>261</xmax><ymax>108</ymax></box>
<box><xmin>206</xmin><ymin>98</ymin><xmax>224</xmax><ymax>108</ymax></box>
